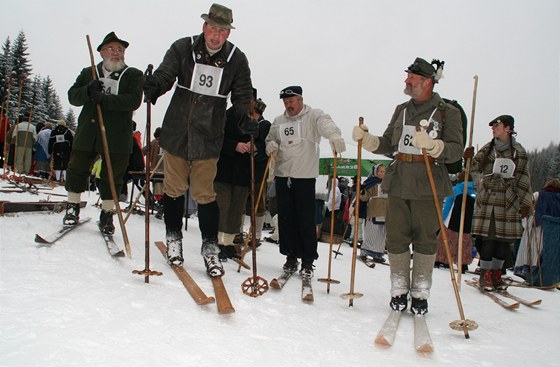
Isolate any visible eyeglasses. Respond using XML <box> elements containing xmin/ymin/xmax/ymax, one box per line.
<box><xmin>102</xmin><ymin>46</ymin><xmax>124</xmax><ymax>54</ymax></box>
<box><xmin>281</xmin><ymin>89</ymin><xmax>301</xmax><ymax>97</ymax></box>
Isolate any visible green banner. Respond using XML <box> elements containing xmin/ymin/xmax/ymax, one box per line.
<box><xmin>319</xmin><ymin>157</ymin><xmax>391</xmax><ymax>177</ymax></box>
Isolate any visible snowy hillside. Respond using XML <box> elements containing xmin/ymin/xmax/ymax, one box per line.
<box><xmin>1</xmin><ymin>180</ymin><xmax>558</xmax><ymax>367</ymax></box>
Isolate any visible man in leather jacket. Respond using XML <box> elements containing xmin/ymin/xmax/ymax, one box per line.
<box><xmin>143</xmin><ymin>3</ymin><xmax>256</xmax><ymax>277</ymax></box>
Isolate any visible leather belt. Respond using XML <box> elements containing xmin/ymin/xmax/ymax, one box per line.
<box><xmin>394</xmin><ymin>153</ymin><xmax>435</xmax><ymax>163</ymax></box>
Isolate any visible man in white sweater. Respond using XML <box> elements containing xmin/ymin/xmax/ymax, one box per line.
<box><xmin>265</xmin><ymin>86</ymin><xmax>346</xmax><ymax>280</ymax></box>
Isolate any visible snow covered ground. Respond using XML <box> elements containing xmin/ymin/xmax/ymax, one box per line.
<box><xmin>1</xmin><ymin>179</ymin><xmax>559</xmax><ymax>367</ymax></box>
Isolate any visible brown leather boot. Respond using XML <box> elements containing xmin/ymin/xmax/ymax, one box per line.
<box><xmin>492</xmin><ymin>269</ymin><xmax>508</xmax><ymax>290</ymax></box>
<box><xmin>479</xmin><ymin>269</ymin><xmax>494</xmax><ymax>291</ymax></box>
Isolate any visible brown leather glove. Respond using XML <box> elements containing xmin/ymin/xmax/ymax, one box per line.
<box><xmin>463</xmin><ymin>146</ymin><xmax>475</xmax><ymax>159</ymax></box>
<box><xmin>519</xmin><ymin>205</ymin><xmax>532</xmax><ymax>218</ymax></box>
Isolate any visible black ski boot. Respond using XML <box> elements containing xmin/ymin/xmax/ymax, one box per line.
<box><xmin>283</xmin><ymin>255</ymin><xmax>299</xmax><ymax>273</ymax></box>
<box><xmin>166</xmin><ymin>230</ymin><xmax>184</xmax><ymax>266</ymax></box>
<box><xmin>410</xmin><ymin>297</ymin><xmax>428</xmax><ymax>315</ymax></box>
<box><xmin>300</xmin><ymin>262</ymin><xmax>314</xmax><ymax>281</ymax></box>
<box><xmin>63</xmin><ymin>203</ymin><xmax>81</xmax><ymax>225</ymax></box>
<box><xmin>390</xmin><ymin>293</ymin><xmax>408</xmax><ymax>311</ymax></box>
<box><xmin>99</xmin><ymin>210</ymin><xmax>115</xmax><ymax>235</ymax></box>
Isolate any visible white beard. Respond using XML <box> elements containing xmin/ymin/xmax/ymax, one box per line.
<box><xmin>103</xmin><ymin>58</ymin><xmax>125</xmax><ymax>72</ymax></box>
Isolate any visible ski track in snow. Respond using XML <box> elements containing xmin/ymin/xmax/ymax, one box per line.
<box><xmin>1</xmin><ymin>182</ymin><xmax>559</xmax><ymax>367</ymax></box>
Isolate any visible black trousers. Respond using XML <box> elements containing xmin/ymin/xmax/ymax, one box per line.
<box><xmin>276</xmin><ymin>177</ymin><xmax>318</xmax><ymax>264</ymax></box>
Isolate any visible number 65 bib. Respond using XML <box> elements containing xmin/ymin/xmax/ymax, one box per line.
<box><xmin>279</xmin><ymin>120</ymin><xmax>302</xmax><ymax>146</ymax></box>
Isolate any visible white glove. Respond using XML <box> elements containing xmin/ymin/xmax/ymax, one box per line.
<box><xmin>329</xmin><ymin>134</ymin><xmax>346</xmax><ymax>154</ymax></box>
<box><xmin>353</xmin><ymin>125</ymin><xmax>379</xmax><ymax>152</ymax></box>
<box><xmin>352</xmin><ymin>125</ymin><xmax>369</xmax><ymax>141</ymax></box>
<box><xmin>412</xmin><ymin>131</ymin><xmax>444</xmax><ymax>158</ymax></box>
<box><xmin>266</xmin><ymin>141</ymin><xmax>279</xmax><ymax>156</ymax></box>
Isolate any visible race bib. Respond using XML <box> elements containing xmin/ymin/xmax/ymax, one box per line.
<box><xmin>398</xmin><ymin>125</ymin><xmax>422</xmax><ymax>155</ymax></box>
<box><xmin>55</xmin><ymin>135</ymin><xmax>65</xmax><ymax>143</ymax></box>
<box><xmin>190</xmin><ymin>63</ymin><xmax>223</xmax><ymax>97</ymax></box>
<box><xmin>492</xmin><ymin>158</ymin><xmax>515</xmax><ymax>178</ymax></box>
<box><xmin>99</xmin><ymin>77</ymin><xmax>119</xmax><ymax>96</ymax></box>
<box><xmin>279</xmin><ymin>120</ymin><xmax>302</xmax><ymax>146</ymax></box>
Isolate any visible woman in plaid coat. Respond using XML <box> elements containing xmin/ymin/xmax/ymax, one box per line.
<box><xmin>470</xmin><ymin>115</ymin><xmax>533</xmax><ymax>291</ymax></box>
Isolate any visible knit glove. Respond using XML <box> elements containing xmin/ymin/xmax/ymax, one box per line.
<box><xmin>88</xmin><ymin>80</ymin><xmax>104</xmax><ymax>104</ymax></box>
<box><xmin>463</xmin><ymin>146</ymin><xmax>475</xmax><ymax>159</ymax></box>
<box><xmin>329</xmin><ymin>134</ymin><xmax>346</xmax><ymax>154</ymax></box>
<box><xmin>143</xmin><ymin>75</ymin><xmax>160</xmax><ymax>105</ymax></box>
<box><xmin>519</xmin><ymin>205</ymin><xmax>532</xmax><ymax>218</ymax></box>
<box><xmin>412</xmin><ymin>131</ymin><xmax>444</xmax><ymax>158</ymax></box>
<box><xmin>352</xmin><ymin>125</ymin><xmax>379</xmax><ymax>152</ymax></box>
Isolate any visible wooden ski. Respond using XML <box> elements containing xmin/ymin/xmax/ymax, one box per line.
<box><xmin>211</xmin><ymin>277</ymin><xmax>235</xmax><ymax>314</ymax></box>
<box><xmin>155</xmin><ymin>241</ymin><xmax>215</xmax><ymax>306</ymax></box>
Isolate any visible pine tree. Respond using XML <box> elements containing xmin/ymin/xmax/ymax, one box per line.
<box><xmin>0</xmin><ymin>37</ymin><xmax>13</xmax><ymax>106</ymax></box>
<box><xmin>43</xmin><ymin>76</ymin><xmax>63</xmax><ymax>121</ymax></box>
<box><xmin>64</xmin><ymin>108</ymin><xmax>77</xmax><ymax>132</ymax></box>
<box><xmin>29</xmin><ymin>75</ymin><xmax>48</xmax><ymax>124</ymax></box>
<box><xmin>9</xmin><ymin>31</ymin><xmax>33</xmax><ymax>122</ymax></box>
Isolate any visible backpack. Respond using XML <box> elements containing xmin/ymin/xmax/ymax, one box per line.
<box><xmin>438</xmin><ymin>98</ymin><xmax>468</xmax><ymax>174</ymax></box>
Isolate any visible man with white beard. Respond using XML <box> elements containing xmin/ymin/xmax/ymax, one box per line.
<box><xmin>64</xmin><ymin>32</ymin><xmax>143</xmax><ymax>236</ymax></box>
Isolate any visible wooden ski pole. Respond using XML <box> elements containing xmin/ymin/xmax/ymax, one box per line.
<box><xmin>1</xmin><ymin>73</ymin><xmax>14</xmax><ymax>172</ymax></box>
<box><xmin>457</xmin><ymin>75</ymin><xmax>478</xmax><ymax>288</ymax></box>
<box><xmin>86</xmin><ymin>35</ymin><xmax>132</xmax><ymax>258</ymax></box>
<box><xmin>12</xmin><ymin>74</ymin><xmax>24</xmax><ymax>174</ymax></box>
<box><xmin>421</xmin><ymin>147</ymin><xmax>476</xmax><ymax>338</ymax></box>
<box><xmin>237</xmin><ymin>155</ymin><xmax>272</xmax><ymax>272</ymax></box>
<box><xmin>318</xmin><ymin>153</ymin><xmax>341</xmax><ymax>292</ymax></box>
<box><xmin>123</xmin><ymin>156</ymin><xmax>163</xmax><ymax>224</ymax></box>
<box><xmin>333</xmin><ymin>220</ymin><xmax>351</xmax><ymax>258</ymax></box>
<box><xmin>241</xmin><ymin>103</ymin><xmax>269</xmax><ymax>297</ymax></box>
<box><xmin>340</xmin><ymin>117</ymin><xmax>365</xmax><ymax>306</ymax></box>
<box><xmin>133</xmin><ymin>64</ymin><xmax>162</xmax><ymax>282</ymax></box>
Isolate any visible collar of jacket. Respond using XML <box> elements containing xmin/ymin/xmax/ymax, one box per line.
<box><xmin>193</xmin><ymin>33</ymin><xmax>234</xmax><ymax>68</ymax></box>
<box><xmin>406</xmin><ymin>92</ymin><xmax>443</xmax><ymax>115</ymax></box>
<box><xmin>96</xmin><ymin>62</ymin><xmax>127</xmax><ymax>80</ymax></box>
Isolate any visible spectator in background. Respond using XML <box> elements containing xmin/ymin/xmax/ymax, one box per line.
<box><xmin>34</xmin><ymin>122</ymin><xmax>53</xmax><ymax>178</ymax></box>
<box><xmin>359</xmin><ymin>163</ymin><xmax>388</xmax><ymax>264</ymax></box>
<box><xmin>434</xmin><ymin>171</ymin><xmax>476</xmax><ymax>272</ymax></box>
<box><xmin>11</xmin><ymin>116</ymin><xmax>37</xmax><ymax>174</ymax></box>
<box><xmin>48</xmin><ymin>119</ymin><xmax>73</xmax><ymax>182</ymax></box>
<box><xmin>469</xmin><ymin>115</ymin><xmax>533</xmax><ymax>291</ymax></box>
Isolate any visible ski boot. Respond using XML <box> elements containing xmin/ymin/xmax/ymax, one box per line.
<box><xmin>479</xmin><ymin>269</ymin><xmax>494</xmax><ymax>291</ymax></box>
<box><xmin>63</xmin><ymin>203</ymin><xmax>81</xmax><ymax>225</ymax></box>
<box><xmin>99</xmin><ymin>210</ymin><xmax>115</xmax><ymax>235</ymax></box>
<box><xmin>390</xmin><ymin>293</ymin><xmax>408</xmax><ymax>311</ymax></box>
<box><xmin>283</xmin><ymin>256</ymin><xmax>299</xmax><ymax>273</ymax></box>
<box><xmin>492</xmin><ymin>269</ymin><xmax>508</xmax><ymax>291</ymax></box>
<box><xmin>410</xmin><ymin>297</ymin><xmax>428</xmax><ymax>315</ymax></box>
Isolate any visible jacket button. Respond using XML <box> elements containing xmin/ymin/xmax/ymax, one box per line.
<box><xmin>90</xmin><ymin>119</ymin><xmax>95</xmax><ymax>123</ymax></box>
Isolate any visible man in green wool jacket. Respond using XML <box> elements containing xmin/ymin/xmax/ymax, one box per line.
<box><xmin>64</xmin><ymin>31</ymin><xmax>143</xmax><ymax>236</ymax></box>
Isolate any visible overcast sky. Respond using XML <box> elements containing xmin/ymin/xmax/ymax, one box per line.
<box><xmin>1</xmin><ymin>0</ymin><xmax>558</xmax><ymax>155</ymax></box>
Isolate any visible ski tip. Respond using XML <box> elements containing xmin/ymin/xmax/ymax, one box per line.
<box><xmin>270</xmin><ymin>279</ymin><xmax>281</xmax><ymax>289</ymax></box>
<box><xmin>218</xmin><ymin>307</ymin><xmax>236</xmax><ymax>315</ymax></box>
<box><xmin>34</xmin><ymin>234</ymin><xmax>49</xmax><ymax>244</ymax></box>
<box><xmin>374</xmin><ymin>336</ymin><xmax>392</xmax><ymax>346</ymax></box>
<box><xmin>302</xmin><ymin>295</ymin><xmax>314</xmax><ymax>302</ymax></box>
<box><xmin>416</xmin><ymin>344</ymin><xmax>434</xmax><ymax>353</ymax></box>
<box><xmin>112</xmin><ymin>250</ymin><xmax>126</xmax><ymax>257</ymax></box>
